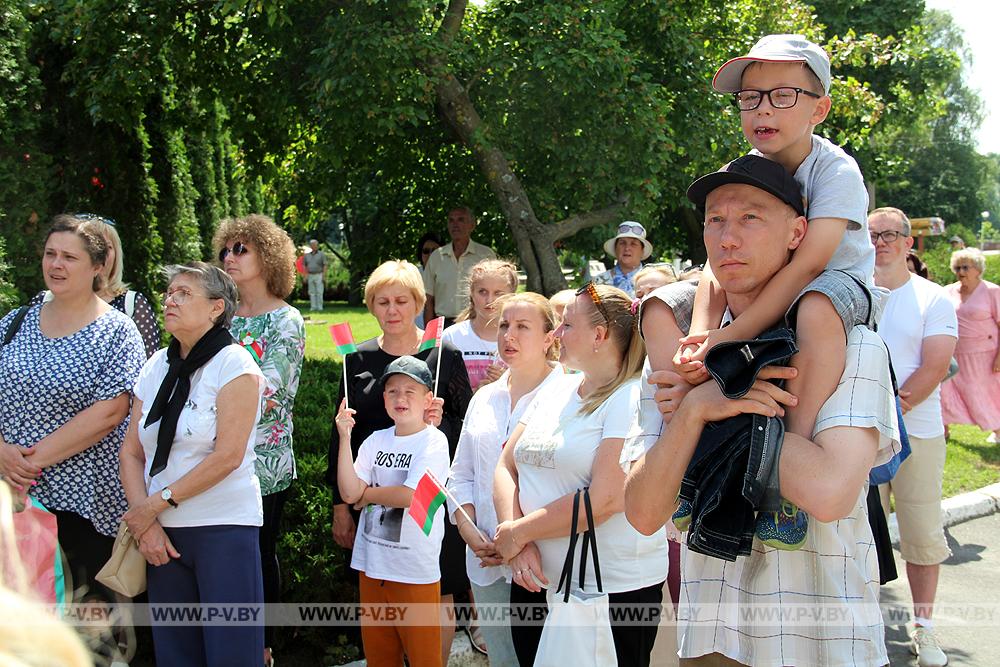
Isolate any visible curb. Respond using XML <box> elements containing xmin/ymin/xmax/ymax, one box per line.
<box><xmin>340</xmin><ymin>631</ymin><xmax>486</xmax><ymax>667</ymax></box>
<box><xmin>888</xmin><ymin>482</ymin><xmax>1000</xmax><ymax>546</ymax></box>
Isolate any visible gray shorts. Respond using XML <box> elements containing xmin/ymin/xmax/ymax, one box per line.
<box><xmin>787</xmin><ymin>269</ymin><xmax>876</xmax><ymax>334</ymax></box>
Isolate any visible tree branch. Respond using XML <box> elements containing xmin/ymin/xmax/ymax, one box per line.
<box><xmin>552</xmin><ymin>199</ymin><xmax>629</xmax><ymax>241</ymax></box>
<box><xmin>437</xmin><ymin>0</ymin><xmax>468</xmax><ymax>44</ymax></box>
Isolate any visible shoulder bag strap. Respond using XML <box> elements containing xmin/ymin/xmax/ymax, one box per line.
<box><xmin>557</xmin><ymin>489</ymin><xmax>582</xmax><ymax>603</ymax></box>
<box><xmin>125</xmin><ymin>290</ymin><xmax>137</xmax><ymax>317</ymax></box>
<box><xmin>2</xmin><ymin>306</ymin><xmax>29</xmax><ymax>347</ymax></box>
<box><xmin>577</xmin><ymin>487</ymin><xmax>604</xmax><ymax>593</ymax></box>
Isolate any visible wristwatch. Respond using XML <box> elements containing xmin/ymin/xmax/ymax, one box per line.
<box><xmin>160</xmin><ymin>487</ymin><xmax>178</xmax><ymax>508</ymax></box>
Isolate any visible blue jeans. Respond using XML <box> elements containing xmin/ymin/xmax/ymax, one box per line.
<box><xmin>147</xmin><ymin>525</ymin><xmax>264</xmax><ymax>667</ymax></box>
<box><xmin>470</xmin><ymin>578</ymin><xmax>518</xmax><ymax>667</ymax></box>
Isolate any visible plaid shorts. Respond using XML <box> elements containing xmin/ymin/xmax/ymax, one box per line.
<box><xmin>787</xmin><ymin>269</ymin><xmax>880</xmax><ymax>334</ymax></box>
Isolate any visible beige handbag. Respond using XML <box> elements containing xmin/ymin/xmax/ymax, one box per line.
<box><xmin>96</xmin><ymin>522</ymin><xmax>147</xmax><ymax>597</ymax></box>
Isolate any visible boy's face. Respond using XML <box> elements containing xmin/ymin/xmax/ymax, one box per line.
<box><xmin>383</xmin><ymin>374</ymin><xmax>433</xmax><ymax>423</ymax></box>
<box><xmin>739</xmin><ymin>62</ymin><xmax>831</xmax><ymax>160</ymax></box>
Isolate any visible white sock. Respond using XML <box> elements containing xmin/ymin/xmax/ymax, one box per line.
<box><xmin>914</xmin><ymin>616</ymin><xmax>933</xmax><ymax>629</ymax></box>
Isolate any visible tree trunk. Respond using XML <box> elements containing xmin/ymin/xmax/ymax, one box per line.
<box><xmin>430</xmin><ymin>0</ymin><xmax>625</xmax><ymax>295</ymax></box>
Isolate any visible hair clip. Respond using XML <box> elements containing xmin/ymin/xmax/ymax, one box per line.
<box><xmin>629</xmin><ymin>297</ymin><xmax>641</xmax><ymax>316</ymax></box>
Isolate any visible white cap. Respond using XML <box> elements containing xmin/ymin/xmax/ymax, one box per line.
<box><xmin>603</xmin><ymin>221</ymin><xmax>653</xmax><ymax>260</ymax></box>
<box><xmin>713</xmin><ymin>34</ymin><xmax>831</xmax><ymax>95</ymax></box>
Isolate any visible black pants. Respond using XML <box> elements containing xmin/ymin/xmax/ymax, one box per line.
<box><xmin>260</xmin><ymin>487</ymin><xmax>290</xmax><ymax>647</ymax></box>
<box><xmin>510</xmin><ymin>580</ymin><xmax>664</xmax><ymax>667</ymax></box>
<box><xmin>52</xmin><ymin>509</ymin><xmax>115</xmax><ymax>602</ymax></box>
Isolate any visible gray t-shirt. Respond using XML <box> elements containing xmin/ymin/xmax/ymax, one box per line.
<box><xmin>303</xmin><ymin>250</ymin><xmax>327</xmax><ymax>273</ymax></box>
<box><xmin>753</xmin><ymin>135</ymin><xmax>874</xmax><ymax>285</ymax></box>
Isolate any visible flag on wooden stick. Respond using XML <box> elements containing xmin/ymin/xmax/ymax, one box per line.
<box><xmin>408</xmin><ymin>469</ymin><xmax>448</xmax><ymax>536</ymax></box>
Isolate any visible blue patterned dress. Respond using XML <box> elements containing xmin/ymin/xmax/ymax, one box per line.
<box><xmin>0</xmin><ymin>305</ymin><xmax>145</xmax><ymax>536</ymax></box>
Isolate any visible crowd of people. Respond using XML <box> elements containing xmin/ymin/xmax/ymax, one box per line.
<box><xmin>2</xmin><ymin>32</ymin><xmax>1000</xmax><ymax>667</ymax></box>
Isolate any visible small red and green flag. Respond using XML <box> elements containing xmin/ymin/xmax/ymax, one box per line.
<box><xmin>418</xmin><ymin>316</ymin><xmax>444</xmax><ymax>353</ymax></box>
<box><xmin>408</xmin><ymin>469</ymin><xmax>448</xmax><ymax>536</ymax></box>
<box><xmin>330</xmin><ymin>322</ymin><xmax>357</xmax><ymax>356</ymax></box>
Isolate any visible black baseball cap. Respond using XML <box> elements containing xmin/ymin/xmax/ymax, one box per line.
<box><xmin>686</xmin><ymin>155</ymin><xmax>806</xmax><ymax>217</ymax></box>
<box><xmin>380</xmin><ymin>355</ymin><xmax>434</xmax><ymax>390</ymax></box>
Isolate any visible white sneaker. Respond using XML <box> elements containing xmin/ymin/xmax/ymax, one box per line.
<box><xmin>910</xmin><ymin>626</ymin><xmax>948</xmax><ymax>667</ymax></box>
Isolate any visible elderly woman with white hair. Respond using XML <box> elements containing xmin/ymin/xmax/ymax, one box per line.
<box><xmin>940</xmin><ymin>248</ymin><xmax>1000</xmax><ymax>442</ymax></box>
<box><xmin>119</xmin><ymin>261</ymin><xmax>266</xmax><ymax>666</ymax></box>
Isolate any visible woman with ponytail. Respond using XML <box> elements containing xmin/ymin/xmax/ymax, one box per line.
<box><xmin>493</xmin><ymin>283</ymin><xmax>668</xmax><ymax>667</ymax></box>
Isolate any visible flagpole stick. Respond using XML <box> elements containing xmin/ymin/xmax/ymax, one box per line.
<box><xmin>342</xmin><ymin>353</ymin><xmax>349</xmax><ymax>411</ymax></box>
<box><xmin>434</xmin><ymin>342</ymin><xmax>443</xmax><ymax>398</ymax></box>
<box><xmin>427</xmin><ymin>468</ymin><xmax>490</xmax><ymax>543</ymax></box>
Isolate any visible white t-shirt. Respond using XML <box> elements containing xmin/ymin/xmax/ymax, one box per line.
<box><xmin>678</xmin><ymin>325</ymin><xmax>901</xmax><ymax>667</ymax></box>
<box><xmin>134</xmin><ymin>345</ymin><xmax>265</xmax><ymax>528</ymax></box>
<box><xmin>442</xmin><ymin>319</ymin><xmax>499</xmax><ymax>389</ymax></box>
<box><xmin>878</xmin><ymin>274</ymin><xmax>958</xmax><ymax>438</ymax></box>
<box><xmin>515</xmin><ymin>374</ymin><xmax>668</xmax><ymax>593</ymax></box>
<box><xmin>753</xmin><ymin>135</ymin><xmax>874</xmax><ymax>284</ymax></box>
<box><xmin>447</xmin><ymin>365</ymin><xmax>565</xmax><ymax>586</ymax></box>
<box><xmin>351</xmin><ymin>425</ymin><xmax>451</xmax><ymax>585</ymax></box>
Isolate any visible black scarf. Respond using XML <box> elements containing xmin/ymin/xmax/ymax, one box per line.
<box><xmin>145</xmin><ymin>325</ymin><xmax>235</xmax><ymax>477</ymax></box>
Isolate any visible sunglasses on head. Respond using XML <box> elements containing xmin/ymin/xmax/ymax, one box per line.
<box><xmin>576</xmin><ymin>282</ymin><xmax>611</xmax><ymax>324</ymax></box>
<box><xmin>74</xmin><ymin>212</ymin><xmax>117</xmax><ymax>227</ymax></box>
<box><xmin>617</xmin><ymin>222</ymin><xmax>644</xmax><ymax>236</ymax></box>
<box><xmin>218</xmin><ymin>242</ymin><xmax>249</xmax><ymax>262</ymax></box>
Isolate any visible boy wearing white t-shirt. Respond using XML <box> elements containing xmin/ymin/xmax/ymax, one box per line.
<box><xmin>336</xmin><ymin>355</ymin><xmax>450</xmax><ymax>667</ymax></box>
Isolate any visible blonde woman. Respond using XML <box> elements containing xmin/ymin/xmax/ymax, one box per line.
<box><xmin>448</xmin><ymin>292</ymin><xmax>564</xmax><ymax>666</ymax></box>
<box><xmin>494</xmin><ymin>283</ymin><xmax>668</xmax><ymax>666</ymax></box>
<box><xmin>325</xmin><ymin>260</ymin><xmax>473</xmax><ymax>664</ymax></box>
<box><xmin>443</xmin><ymin>259</ymin><xmax>519</xmax><ymax>390</ymax></box>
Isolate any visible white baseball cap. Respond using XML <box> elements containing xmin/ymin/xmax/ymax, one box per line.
<box><xmin>713</xmin><ymin>34</ymin><xmax>831</xmax><ymax>95</ymax></box>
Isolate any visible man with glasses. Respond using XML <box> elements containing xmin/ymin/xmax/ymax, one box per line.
<box><xmin>593</xmin><ymin>221</ymin><xmax>653</xmax><ymax>297</ymax></box>
<box><xmin>422</xmin><ymin>206</ymin><xmax>496</xmax><ymax>328</ymax></box>
<box><xmin>871</xmin><ymin>207</ymin><xmax>957</xmax><ymax>667</ymax></box>
<box><xmin>303</xmin><ymin>239</ymin><xmax>328</xmax><ymax>311</ymax></box>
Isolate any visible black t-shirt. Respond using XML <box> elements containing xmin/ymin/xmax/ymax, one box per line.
<box><xmin>325</xmin><ymin>336</ymin><xmax>472</xmax><ymax>505</ymax></box>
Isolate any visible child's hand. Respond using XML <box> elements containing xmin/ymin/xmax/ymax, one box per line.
<box><xmin>673</xmin><ymin>334</ymin><xmax>709</xmax><ymax>384</ymax></box>
<box><xmin>335</xmin><ymin>398</ymin><xmax>356</xmax><ymax>438</ymax></box>
<box><xmin>424</xmin><ymin>397</ymin><xmax>444</xmax><ymax>427</ymax></box>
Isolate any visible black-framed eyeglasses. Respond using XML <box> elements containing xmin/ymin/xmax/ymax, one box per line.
<box><xmin>218</xmin><ymin>241</ymin><xmax>249</xmax><ymax>262</ymax></box>
<box><xmin>576</xmin><ymin>282</ymin><xmax>610</xmax><ymax>324</ymax></box>
<box><xmin>732</xmin><ymin>87</ymin><xmax>822</xmax><ymax>111</ymax></box>
<box><xmin>870</xmin><ymin>230</ymin><xmax>904</xmax><ymax>244</ymax></box>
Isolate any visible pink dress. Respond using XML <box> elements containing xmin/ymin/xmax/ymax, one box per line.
<box><xmin>940</xmin><ymin>280</ymin><xmax>1000</xmax><ymax>431</ymax></box>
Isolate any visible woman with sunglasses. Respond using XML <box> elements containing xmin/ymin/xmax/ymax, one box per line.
<box><xmin>0</xmin><ymin>215</ymin><xmax>146</xmax><ymax>611</ymax></box>
<box><xmin>593</xmin><ymin>221</ymin><xmax>654</xmax><ymax>297</ymax></box>
<box><xmin>214</xmin><ymin>216</ymin><xmax>305</xmax><ymax>667</ymax></box>
<box><xmin>940</xmin><ymin>248</ymin><xmax>1000</xmax><ymax>444</ymax></box>
<box><xmin>28</xmin><ymin>214</ymin><xmax>161</xmax><ymax>358</ymax></box>
<box><xmin>493</xmin><ymin>283</ymin><xmax>668</xmax><ymax>667</ymax></box>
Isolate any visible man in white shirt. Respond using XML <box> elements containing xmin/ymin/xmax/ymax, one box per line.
<box><xmin>624</xmin><ymin>156</ymin><xmax>900</xmax><ymax>666</ymax></box>
<box><xmin>422</xmin><ymin>206</ymin><xmax>497</xmax><ymax>327</ymax></box>
<box><xmin>871</xmin><ymin>206</ymin><xmax>957</xmax><ymax>667</ymax></box>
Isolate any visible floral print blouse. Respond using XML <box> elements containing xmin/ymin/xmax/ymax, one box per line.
<box><xmin>230</xmin><ymin>304</ymin><xmax>306</xmax><ymax>495</ymax></box>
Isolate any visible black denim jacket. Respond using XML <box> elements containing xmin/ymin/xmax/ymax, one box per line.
<box><xmin>679</xmin><ymin>328</ymin><xmax>798</xmax><ymax>561</ymax></box>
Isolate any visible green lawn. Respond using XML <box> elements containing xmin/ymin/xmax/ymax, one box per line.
<box><xmin>293</xmin><ymin>300</ymin><xmax>383</xmax><ymax>359</ymax></box>
<box><xmin>941</xmin><ymin>424</ymin><xmax>1000</xmax><ymax>498</ymax></box>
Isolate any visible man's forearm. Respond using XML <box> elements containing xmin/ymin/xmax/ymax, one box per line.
<box><xmin>624</xmin><ymin>406</ymin><xmax>703</xmax><ymax>535</ymax></box>
<box><xmin>899</xmin><ymin>365</ymin><xmax>950</xmax><ymax>411</ymax></box>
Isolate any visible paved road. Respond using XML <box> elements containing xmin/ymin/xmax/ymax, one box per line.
<box><xmin>882</xmin><ymin>512</ymin><xmax>1000</xmax><ymax>666</ymax></box>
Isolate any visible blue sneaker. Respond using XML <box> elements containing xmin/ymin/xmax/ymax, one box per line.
<box><xmin>673</xmin><ymin>499</ymin><xmax>693</xmax><ymax>532</ymax></box>
<box><xmin>756</xmin><ymin>500</ymin><xmax>808</xmax><ymax>550</ymax></box>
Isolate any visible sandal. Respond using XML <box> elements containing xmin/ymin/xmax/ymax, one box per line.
<box><xmin>464</xmin><ymin>623</ymin><xmax>488</xmax><ymax>655</ymax></box>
